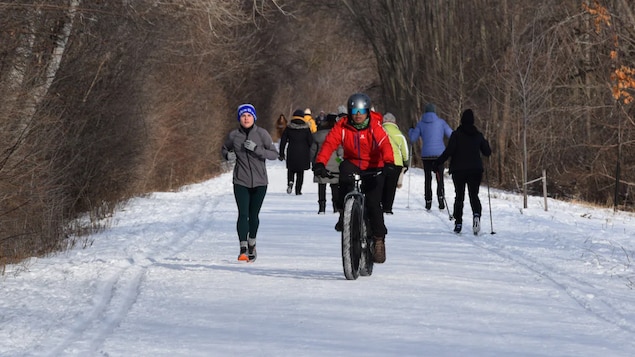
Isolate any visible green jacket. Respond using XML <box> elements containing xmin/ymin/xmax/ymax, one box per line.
<box><xmin>382</xmin><ymin>122</ymin><xmax>409</xmax><ymax>167</ymax></box>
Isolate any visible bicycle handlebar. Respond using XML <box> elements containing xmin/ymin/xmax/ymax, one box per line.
<box><xmin>350</xmin><ymin>170</ymin><xmax>383</xmax><ymax>180</ymax></box>
<box><xmin>321</xmin><ymin>170</ymin><xmax>337</xmax><ymax>179</ymax></box>
<box><xmin>323</xmin><ymin>169</ymin><xmax>383</xmax><ymax>181</ymax></box>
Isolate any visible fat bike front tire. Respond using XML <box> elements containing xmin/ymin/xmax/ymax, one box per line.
<box><xmin>359</xmin><ymin>232</ymin><xmax>374</xmax><ymax>277</ymax></box>
<box><xmin>342</xmin><ymin>197</ymin><xmax>362</xmax><ymax>280</ymax></box>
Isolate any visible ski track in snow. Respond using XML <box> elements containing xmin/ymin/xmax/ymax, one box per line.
<box><xmin>42</xmin><ymin>188</ymin><xmax>225</xmax><ymax>356</ymax></box>
<box><xmin>419</xmin><ymin>191</ymin><xmax>635</xmax><ymax>335</ymax></box>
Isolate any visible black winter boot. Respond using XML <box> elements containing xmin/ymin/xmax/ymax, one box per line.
<box><xmin>454</xmin><ymin>223</ymin><xmax>462</xmax><ymax>233</ymax></box>
<box><xmin>318</xmin><ymin>201</ymin><xmax>326</xmax><ymax>214</ymax></box>
<box><xmin>335</xmin><ymin>210</ymin><xmax>343</xmax><ymax>232</ymax></box>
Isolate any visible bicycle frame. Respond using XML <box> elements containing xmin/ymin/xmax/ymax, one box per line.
<box><xmin>344</xmin><ymin>173</ymin><xmax>364</xmax><ymax>207</ymax></box>
<box><xmin>341</xmin><ymin>172</ymin><xmax>375</xmax><ymax>280</ymax></box>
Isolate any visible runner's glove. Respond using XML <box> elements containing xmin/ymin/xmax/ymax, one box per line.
<box><xmin>226</xmin><ymin>151</ymin><xmax>236</xmax><ymax>162</ymax></box>
<box><xmin>243</xmin><ymin>140</ymin><xmax>257</xmax><ymax>152</ymax></box>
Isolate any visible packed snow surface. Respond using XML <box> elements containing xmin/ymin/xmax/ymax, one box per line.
<box><xmin>2</xmin><ymin>160</ymin><xmax>634</xmax><ymax>356</ymax></box>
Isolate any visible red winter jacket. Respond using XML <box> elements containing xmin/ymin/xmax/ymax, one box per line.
<box><xmin>316</xmin><ymin>111</ymin><xmax>394</xmax><ymax>170</ymax></box>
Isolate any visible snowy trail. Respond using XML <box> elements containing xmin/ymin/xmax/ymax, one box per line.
<box><xmin>42</xmin><ymin>186</ymin><xmax>225</xmax><ymax>356</ymax></box>
<box><xmin>405</xmin><ymin>190</ymin><xmax>635</xmax><ymax>337</ymax></box>
<box><xmin>1</xmin><ymin>160</ymin><xmax>635</xmax><ymax>356</ymax></box>
<box><xmin>415</xmin><ymin>202</ymin><xmax>634</xmax><ymax>336</ymax></box>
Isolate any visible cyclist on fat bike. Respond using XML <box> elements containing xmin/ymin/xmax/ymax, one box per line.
<box><xmin>313</xmin><ymin>93</ymin><xmax>396</xmax><ymax>263</ymax></box>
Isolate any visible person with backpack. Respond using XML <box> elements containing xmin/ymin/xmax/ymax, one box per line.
<box><xmin>313</xmin><ymin>93</ymin><xmax>396</xmax><ymax>263</ymax></box>
<box><xmin>409</xmin><ymin>103</ymin><xmax>453</xmax><ymax>210</ymax></box>
<box><xmin>381</xmin><ymin>112</ymin><xmax>410</xmax><ymax>214</ymax></box>
<box><xmin>434</xmin><ymin>109</ymin><xmax>492</xmax><ymax>234</ymax></box>
<box><xmin>279</xmin><ymin>109</ymin><xmax>314</xmax><ymax>195</ymax></box>
<box><xmin>221</xmin><ymin>104</ymin><xmax>279</xmax><ymax>262</ymax></box>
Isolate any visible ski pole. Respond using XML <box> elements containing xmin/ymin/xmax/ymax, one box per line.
<box><xmin>485</xmin><ymin>165</ymin><xmax>495</xmax><ymax>234</ymax></box>
<box><xmin>406</xmin><ymin>167</ymin><xmax>411</xmax><ymax>208</ymax></box>
<box><xmin>406</xmin><ymin>143</ymin><xmax>413</xmax><ymax>209</ymax></box>
<box><xmin>436</xmin><ymin>169</ymin><xmax>453</xmax><ymax>221</ymax></box>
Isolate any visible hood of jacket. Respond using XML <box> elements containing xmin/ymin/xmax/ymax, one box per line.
<box><xmin>421</xmin><ymin>112</ymin><xmax>439</xmax><ymax>123</ymax></box>
<box><xmin>288</xmin><ymin>118</ymin><xmax>309</xmax><ymax>129</ymax></box>
<box><xmin>457</xmin><ymin>124</ymin><xmax>479</xmax><ymax>136</ymax></box>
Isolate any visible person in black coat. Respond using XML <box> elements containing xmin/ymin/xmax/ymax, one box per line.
<box><xmin>279</xmin><ymin>109</ymin><xmax>314</xmax><ymax>195</ymax></box>
<box><xmin>434</xmin><ymin>109</ymin><xmax>492</xmax><ymax>234</ymax></box>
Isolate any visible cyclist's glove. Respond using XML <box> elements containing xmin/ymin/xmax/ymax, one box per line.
<box><xmin>313</xmin><ymin>162</ymin><xmax>328</xmax><ymax>178</ymax></box>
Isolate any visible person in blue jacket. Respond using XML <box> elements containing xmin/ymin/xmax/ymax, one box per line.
<box><xmin>409</xmin><ymin>103</ymin><xmax>453</xmax><ymax>210</ymax></box>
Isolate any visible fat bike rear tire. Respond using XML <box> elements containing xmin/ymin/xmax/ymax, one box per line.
<box><xmin>342</xmin><ymin>197</ymin><xmax>362</xmax><ymax>280</ymax></box>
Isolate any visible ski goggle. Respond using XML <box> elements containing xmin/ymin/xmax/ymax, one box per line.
<box><xmin>350</xmin><ymin>108</ymin><xmax>368</xmax><ymax>115</ymax></box>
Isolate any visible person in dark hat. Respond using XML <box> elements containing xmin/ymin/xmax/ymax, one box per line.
<box><xmin>315</xmin><ymin>110</ymin><xmax>326</xmax><ymax>128</ymax></box>
<box><xmin>222</xmin><ymin>103</ymin><xmax>279</xmax><ymax>261</ymax></box>
<box><xmin>434</xmin><ymin>109</ymin><xmax>492</xmax><ymax>234</ymax></box>
<box><xmin>409</xmin><ymin>103</ymin><xmax>453</xmax><ymax>210</ymax></box>
<box><xmin>279</xmin><ymin>109</ymin><xmax>314</xmax><ymax>195</ymax></box>
<box><xmin>310</xmin><ymin>113</ymin><xmax>342</xmax><ymax>214</ymax></box>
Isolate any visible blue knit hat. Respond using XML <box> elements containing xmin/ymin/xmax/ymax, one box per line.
<box><xmin>237</xmin><ymin>104</ymin><xmax>257</xmax><ymax>121</ymax></box>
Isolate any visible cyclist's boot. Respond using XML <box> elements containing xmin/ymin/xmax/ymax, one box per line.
<box><xmin>247</xmin><ymin>238</ymin><xmax>257</xmax><ymax>262</ymax></box>
<box><xmin>373</xmin><ymin>236</ymin><xmax>386</xmax><ymax>263</ymax></box>
<box><xmin>335</xmin><ymin>210</ymin><xmax>343</xmax><ymax>232</ymax></box>
<box><xmin>237</xmin><ymin>241</ymin><xmax>248</xmax><ymax>261</ymax></box>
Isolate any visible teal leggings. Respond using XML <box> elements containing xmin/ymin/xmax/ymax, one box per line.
<box><xmin>233</xmin><ymin>185</ymin><xmax>267</xmax><ymax>242</ymax></box>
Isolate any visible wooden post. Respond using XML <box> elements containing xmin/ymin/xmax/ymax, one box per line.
<box><xmin>542</xmin><ymin>169</ymin><xmax>548</xmax><ymax>211</ymax></box>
